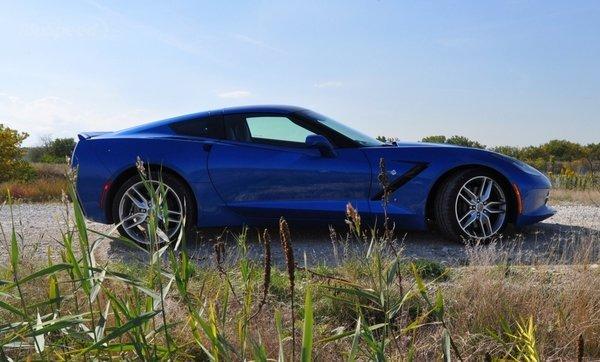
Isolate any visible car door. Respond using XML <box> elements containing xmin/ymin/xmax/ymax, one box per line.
<box><xmin>207</xmin><ymin>112</ymin><xmax>372</xmax><ymax>222</ymax></box>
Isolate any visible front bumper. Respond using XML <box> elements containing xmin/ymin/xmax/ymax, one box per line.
<box><xmin>515</xmin><ymin>188</ymin><xmax>556</xmax><ymax>227</ymax></box>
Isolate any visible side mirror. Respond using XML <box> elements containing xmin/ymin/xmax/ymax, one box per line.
<box><xmin>306</xmin><ymin>135</ymin><xmax>336</xmax><ymax>158</ymax></box>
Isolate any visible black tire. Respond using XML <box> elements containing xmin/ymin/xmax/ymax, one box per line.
<box><xmin>112</xmin><ymin>172</ymin><xmax>197</xmax><ymax>245</ymax></box>
<box><xmin>433</xmin><ymin>168</ymin><xmax>510</xmax><ymax>241</ymax></box>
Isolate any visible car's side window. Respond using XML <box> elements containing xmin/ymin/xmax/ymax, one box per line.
<box><xmin>247</xmin><ymin>116</ymin><xmax>315</xmax><ymax>145</ymax></box>
<box><xmin>224</xmin><ymin>114</ymin><xmax>316</xmax><ymax>147</ymax></box>
<box><xmin>170</xmin><ymin>114</ymin><xmax>225</xmax><ymax>139</ymax></box>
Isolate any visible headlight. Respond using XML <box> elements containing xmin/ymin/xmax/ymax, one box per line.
<box><xmin>512</xmin><ymin>159</ymin><xmax>543</xmax><ymax>176</ymax></box>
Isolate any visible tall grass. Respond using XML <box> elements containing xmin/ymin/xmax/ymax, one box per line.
<box><xmin>549</xmin><ymin>172</ymin><xmax>598</xmax><ymax>190</ymax></box>
<box><xmin>0</xmin><ymin>178</ymin><xmax>67</xmax><ymax>202</ymax></box>
<box><xmin>0</xmin><ymin>163</ymin><xmax>67</xmax><ymax>202</ymax></box>
<box><xmin>1</xmin><ymin>162</ymin><xmax>599</xmax><ymax>360</ymax></box>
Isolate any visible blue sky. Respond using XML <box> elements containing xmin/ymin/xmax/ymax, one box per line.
<box><xmin>1</xmin><ymin>1</ymin><xmax>599</xmax><ymax>147</ymax></box>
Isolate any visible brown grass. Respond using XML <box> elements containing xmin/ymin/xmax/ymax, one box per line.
<box><xmin>31</xmin><ymin>162</ymin><xmax>67</xmax><ymax>178</ymax></box>
<box><xmin>0</xmin><ymin>177</ymin><xmax>67</xmax><ymax>202</ymax></box>
<box><xmin>551</xmin><ymin>188</ymin><xmax>600</xmax><ymax>205</ymax></box>
<box><xmin>0</xmin><ymin>163</ymin><xmax>67</xmax><ymax>202</ymax></box>
<box><xmin>440</xmin><ymin>265</ymin><xmax>600</xmax><ymax>360</ymax></box>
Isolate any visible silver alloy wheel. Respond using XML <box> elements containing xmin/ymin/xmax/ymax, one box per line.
<box><xmin>454</xmin><ymin>176</ymin><xmax>507</xmax><ymax>239</ymax></box>
<box><xmin>118</xmin><ymin>180</ymin><xmax>183</xmax><ymax>244</ymax></box>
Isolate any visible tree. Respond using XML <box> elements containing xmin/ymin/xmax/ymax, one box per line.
<box><xmin>542</xmin><ymin>139</ymin><xmax>585</xmax><ymax>162</ymax></box>
<box><xmin>586</xmin><ymin>143</ymin><xmax>600</xmax><ymax>161</ymax></box>
<box><xmin>376</xmin><ymin>136</ymin><xmax>399</xmax><ymax>143</ymax></box>
<box><xmin>25</xmin><ymin>146</ymin><xmax>45</xmax><ymax>162</ymax></box>
<box><xmin>421</xmin><ymin>135</ymin><xmax>485</xmax><ymax>149</ymax></box>
<box><xmin>48</xmin><ymin>137</ymin><xmax>76</xmax><ymax>160</ymax></box>
<box><xmin>490</xmin><ymin>145</ymin><xmax>521</xmax><ymax>159</ymax></box>
<box><xmin>0</xmin><ymin>124</ymin><xmax>34</xmax><ymax>182</ymax></box>
<box><xmin>445</xmin><ymin>135</ymin><xmax>486</xmax><ymax>149</ymax></box>
<box><xmin>421</xmin><ymin>135</ymin><xmax>447</xmax><ymax>144</ymax></box>
<box><xmin>35</xmin><ymin>136</ymin><xmax>77</xmax><ymax>163</ymax></box>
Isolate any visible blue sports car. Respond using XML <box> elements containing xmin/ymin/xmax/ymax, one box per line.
<box><xmin>72</xmin><ymin>105</ymin><xmax>555</xmax><ymax>244</ymax></box>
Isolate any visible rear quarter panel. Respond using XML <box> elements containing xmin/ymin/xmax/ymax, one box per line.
<box><xmin>74</xmin><ymin>135</ymin><xmax>238</xmax><ymax>226</ymax></box>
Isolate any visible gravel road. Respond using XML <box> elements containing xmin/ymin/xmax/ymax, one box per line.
<box><xmin>1</xmin><ymin>203</ymin><xmax>599</xmax><ymax>266</ymax></box>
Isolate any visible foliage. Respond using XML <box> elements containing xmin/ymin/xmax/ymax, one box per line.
<box><xmin>421</xmin><ymin>135</ymin><xmax>486</xmax><ymax>149</ymax></box>
<box><xmin>421</xmin><ymin>135</ymin><xmax>448</xmax><ymax>144</ymax></box>
<box><xmin>376</xmin><ymin>135</ymin><xmax>399</xmax><ymax>143</ymax></box>
<box><xmin>0</xmin><ymin>124</ymin><xmax>35</xmax><ymax>182</ymax></box>
<box><xmin>27</xmin><ymin>136</ymin><xmax>76</xmax><ymax>163</ymax></box>
<box><xmin>0</xmin><ymin>163</ymin><xmax>68</xmax><ymax>202</ymax></box>
<box><xmin>549</xmin><ymin>168</ymin><xmax>598</xmax><ymax>190</ymax></box>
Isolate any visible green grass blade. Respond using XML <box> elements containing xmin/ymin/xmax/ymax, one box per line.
<box><xmin>11</xmin><ymin>263</ymin><xmax>73</xmax><ymax>287</ymax></box>
<box><xmin>348</xmin><ymin>314</ymin><xmax>362</xmax><ymax>362</ymax></box>
<box><xmin>301</xmin><ymin>285</ymin><xmax>314</xmax><ymax>362</ymax></box>
<box><xmin>80</xmin><ymin>310</ymin><xmax>160</xmax><ymax>354</ymax></box>
<box><xmin>10</xmin><ymin>220</ymin><xmax>19</xmax><ymax>272</ymax></box>
<box><xmin>275</xmin><ymin>310</ymin><xmax>285</xmax><ymax>362</ymax></box>
<box><xmin>0</xmin><ymin>299</ymin><xmax>25</xmax><ymax>318</ymax></box>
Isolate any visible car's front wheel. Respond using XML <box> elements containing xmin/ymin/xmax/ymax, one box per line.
<box><xmin>434</xmin><ymin>169</ymin><xmax>509</xmax><ymax>241</ymax></box>
<box><xmin>112</xmin><ymin>173</ymin><xmax>196</xmax><ymax>245</ymax></box>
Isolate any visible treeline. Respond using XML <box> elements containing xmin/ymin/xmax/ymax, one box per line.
<box><xmin>25</xmin><ymin>136</ymin><xmax>76</xmax><ymax>163</ymax></box>
<box><xmin>377</xmin><ymin>135</ymin><xmax>600</xmax><ymax>174</ymax></box>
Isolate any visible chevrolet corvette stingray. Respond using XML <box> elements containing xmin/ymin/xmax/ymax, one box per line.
<box><xmin>72</xmin><ymin>105</ymin><xmax>555</xmax><ymax>244</ymax></box>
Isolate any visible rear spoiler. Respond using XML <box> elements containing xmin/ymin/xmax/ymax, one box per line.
<box><xmin>78</xmin><ymin>132</ymin><xmax>111</xmax><ymax>141</ymax></box>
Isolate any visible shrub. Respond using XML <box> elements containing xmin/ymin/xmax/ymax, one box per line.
<box><xmin>33</xmin><ymin>136</ymin><xmax>77</xmax><ymax>163</ymax></box>
<box><xmin>0</xmin><ymin>124</ymin><xmax>35</xmax><ymax>182</ymax></box>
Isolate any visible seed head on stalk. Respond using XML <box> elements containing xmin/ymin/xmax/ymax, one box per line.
<box><xmin>66</xmin><ymin>156</ymin><xmax>77</xmax><ymax>183</ymax></box>
<box><xmin>345</xmin><ymin>202</ymin><xmax>361</xmax><ymax>238</ymax></box>
<box><xmin>213</xmin><ymin>241</ymin><xmax>226</xmax><ymax>269</ymax></box>
<box><xmin>249</xmin><ymin>229</ymin><xmax>272</xmax><ymax>321</ymax></box>
<box><xmin>378</xmin><ymin>157</ymin><xmax>392</xmax><ymax>240</ymax></box>
<box><xmin>279</xmin><ymin>217</ymin><xmax>296</xmax><ymax>360</ymax></box>
<box><xmin>136</xmin><ymin>156</ymin><xmax>147</xmax><ymax>178</ymax></box>
<box><xmin>279</xmin><ymin>218</ymin><xmax>295</xmax><ymax>288</ymax></box>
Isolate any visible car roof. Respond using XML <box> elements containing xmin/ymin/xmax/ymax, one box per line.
<box><xmin>219</xmin><ymin>104</ymin><xmax>308</xmax><ymax>115</ymax></box>
<box><xmin>109</xmin><ymin>105</ymin><xmax>310</xmax><ymax>136</ymax></box>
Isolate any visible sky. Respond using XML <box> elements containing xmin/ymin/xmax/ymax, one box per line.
<box><xmin>1</xmin><ymin>1</ymin><xmax>599</xmax><ymax>147</ymax></box>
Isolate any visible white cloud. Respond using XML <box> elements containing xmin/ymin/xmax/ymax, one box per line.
<box><xmin>314</xmin><ymin>81</ymin><xmax>343</xmax><ymax>88</ymax></box>
<box><xmin>0</xmin><ymin>93</ymin><xmax>150</xmax><ymax>146</ymax></box>
<box><xmin>217</xmin><ymin>90</ymin><xmax>252</xmax><ymax>99</ymax></box>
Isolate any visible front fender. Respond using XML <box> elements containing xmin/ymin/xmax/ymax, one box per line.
<box><xmin>362</xmin><ymin>145</ymin><xmax>552</xmax><ymax>229</ymax></box>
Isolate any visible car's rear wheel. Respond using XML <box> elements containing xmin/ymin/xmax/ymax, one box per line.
<box><xmin>434</xmin><ymin>169</ymin><xmax>509</xmax><ymax>241</ymax></box>
<box><xmin>112</xmin><ymin>173</ymin><xmax>196</xmax><ymax>245</ymax></box>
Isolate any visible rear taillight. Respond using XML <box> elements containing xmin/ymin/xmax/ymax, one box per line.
<box><xmin>100</xmin><ymin>182</ymin><xmax>111</xmax><ymax>208</ymax></box>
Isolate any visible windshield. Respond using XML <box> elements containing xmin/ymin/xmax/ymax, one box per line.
<box><xmin>299</xmin><ymin>110</ymin><xmax>384</xmax><ymax>147</ymax></box>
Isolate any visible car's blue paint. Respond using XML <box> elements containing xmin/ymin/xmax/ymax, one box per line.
<box><xmin>72</xmin><ymin>105</ymin><xmax>555</xmax><ymax>231</ymax></box>
<box><xmin>207</xmin><ymin>140</ymin><xmax>372</xmax><ymax>222</ymax></box>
